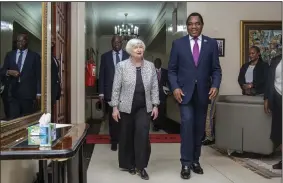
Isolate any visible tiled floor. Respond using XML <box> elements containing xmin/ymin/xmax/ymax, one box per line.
<box><xmin>86</xmin><ymin>121</ymin><xmax>281</xmax><ymax>183</ymax></box>
<box><xmin>87</xmin><ymin>144</ymin><xmax>281</xmax><ymax>183</ymax></box>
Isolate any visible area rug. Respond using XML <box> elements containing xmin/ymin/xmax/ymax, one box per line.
<box><xmin>86</xmin><ymin>134</ymin><xmax>181</xmax><ymax>144</ymax></box>
<box><xmin>210</xmin><ymin>145</ymin><xmax>282</xmax><ymax>179</ymax></box>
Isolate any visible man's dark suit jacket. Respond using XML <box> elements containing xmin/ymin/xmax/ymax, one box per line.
<box><xmin>168</xmin><ymin>35</ymin><xmax>222</xmax><ymax>105</ymax></box>
<box><xmin>238</xmin><ymin>60</ymin><xmax>269</xmax><ymax>95</ymax></box>
<box><xmin>157</xmin><ymin>68</ymin><xmax>168</xmax><ymax>103</ymax></box>
<box><xmin>264</xmin><ymin>54</ymin><xmax>282</xmax><ymax>110</ymax></box>
<box><xmin>51</xmin><ymin>56</ymin><xmax>61</xmax><ymax>106</ymax></box>
<box><xmin>0</xmin><ymin>50</ymin><xmax>41</xmax><ymax>100</ymax></box>
<box><xmin>98</xmin><ymin>50</ymin><xmax>129</xmax><ymax>101</ymax></box>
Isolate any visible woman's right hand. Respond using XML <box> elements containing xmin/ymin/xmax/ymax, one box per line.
<box><xmin>112</xmin><ymin>107</ymin><xmax>120</xmax><ymax>122</ymax></box>
<box><xmin>264</xmin><ymin>99</ymin><xmax>271</xmax><ymax>115</ymax></box>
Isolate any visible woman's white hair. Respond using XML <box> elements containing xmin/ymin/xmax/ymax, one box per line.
<box><xmin>125</xmin><ymin>38</ymin><xmax>146</xmax><ymax>55</ymax></box>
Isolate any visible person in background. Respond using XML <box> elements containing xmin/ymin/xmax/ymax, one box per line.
<box><xmin>0</xmin><ymin>34</ymin><xmax>41</xmax><ymax>119</ymax></box>
<box><xmin>98</xmin><ymin>35</ymin><xmax>129</xmax><ymax>151</ymax></box>
<box><xmin>264</xmin><ymin>38</ymin><xmax>282</xmax><ymax>170</ymax></box>
<box><xmin>202</xmin><ymin>96</ymin><xmax>217</xmax><ymax>145</ymax></box>
<box><xmin>238</xmin><ymin>46</ymin><xmax>268</xmax><ymax>96</ymax></box>
<box><xmin>51</xmin><ymin>34</ymin><xmax>61</xmax><ymax>120</ymax></box>
<box><xmin>153</xmin><ymin>58</ymin><xmax>168</xmax><ymax>131</ymax></box>
<box><xmin>111</xmin><ymin>38</ymin><xmax>159</xmax><ymax>180</ymax></box>
<box><xmin>168</xmin><ymin>12</ymin><xmax>222</xmax><ymax>179</ymax></box>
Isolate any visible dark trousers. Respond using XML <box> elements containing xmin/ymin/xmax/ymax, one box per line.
<box><xmin>106</xmin><ymin>102</ymin><xmax>120</xmax><ymax>144</ymax></box>
<box><xmin>119</xmin><ymin>107</ymin><xmax>151</xmax><ymax>170</ymax></box>
<box><xmin>153</xmin><ymin>101</ymin><xmax>166</xmax><ymax>128</ymax></box>
<box><xmin>9</xmin><ymin>97</ymin><xmax>34</xmax><ymax>119</ymax></box>
<box><xmin>180</xmin><ymin>86</ymin><xmax>208</xmax><ymax>166</ymax></box>
<box><xmin>271</xmin><ymin>90</ymin><xmax>282</xmax><ymax>147</ymax></box>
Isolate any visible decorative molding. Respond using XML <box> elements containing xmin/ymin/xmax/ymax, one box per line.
<box><xmin>1</xmin><ymin>3</ymin><xmax>42</xmax><ymax>39</ymax></box>
<box><xmin>144</xmin><ymin>2</ymin><xmax>167</xmax><ymax>46</ymax></box>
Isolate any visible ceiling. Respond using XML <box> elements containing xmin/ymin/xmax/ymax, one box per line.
<box><xmin>86</xmin><ymin>1</ymin><xmax>164</xmax><ymax>36</ymax></box>
<box><xmin>15</xmin><ymin>2</ymin><xmax>42</xmax><ymax>24</ymax></box>
<box><xmin>147</xmin><ymin>24</ymin><xmax>166</xmax><ymax>53</ymax></box>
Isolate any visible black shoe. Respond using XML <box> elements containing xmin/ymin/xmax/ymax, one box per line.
<box><xmin>272</xmin><ymin>161</ymin><xmax>282</xmax><ymax>169</ymax></box>
<box><xmin>202</xmin><ymin>139</ymin><xmax>215</xmax><ymax>146</ymax></box>
<box><xmin>111</xmin><ymin>143</ymin><xmax>117</xmax><ymax>151</ymax></box>
<box><xmin>137</xmin><ymin>169</ymin><xmax>149</xmax><ymax>180</ymax></box>
<box><xmin>180</xmin><ymin>166</ymin><xmax>191</xmax><ymax>179</ymax></box>
<box><xmin>190</xmin><ymin>163</ymin><xmax>204</xmax><ymax>174</ymax></box>
<box><xmin>128</xmin><ymin>168</ymin><xmax>136</xmax><ymax>175</ymax></box>
<box><xmin>153</xmin><ymin>125</ymin><xmax>160</xmax><ymax>132</ymax></box>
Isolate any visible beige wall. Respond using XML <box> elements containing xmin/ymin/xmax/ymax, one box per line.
<box><xmin>186</xmin><ymin>2</ymin><xmax>282</xmax><ymax>95</ymax></box>
<box><xmin>71</xmin><ymin>2</ymin><xmax>85</xmax><ymax>124</ymax></box>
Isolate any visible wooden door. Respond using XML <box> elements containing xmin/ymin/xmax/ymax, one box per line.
<box><xmin>51</xmin><ymin>2</ymin><xmax>71</xmax><ymax>124</ymax></box>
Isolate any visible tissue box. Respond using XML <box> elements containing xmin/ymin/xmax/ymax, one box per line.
<box><xmin>28</xmin><ymin>123</ymin><xmax>56</xmax><ymax>136</ymax></box>
<box><xmin>27</xmin><ymin>123</ymin><xmax>56</xmax><ymax>147</ymax></box>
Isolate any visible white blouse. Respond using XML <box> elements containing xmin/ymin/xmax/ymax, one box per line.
<box><xmin>245</xmin><ymin>65</ymin><xmax>255</xmax><ymax>83</ymax></box>
<box><xmin>274</xmin><ymin>60</ymin><xmax>282</xmax><ymax>95</ymax></box>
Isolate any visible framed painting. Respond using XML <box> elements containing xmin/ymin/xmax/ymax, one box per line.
<box><xmin>240</xmin><ymin>21</ymin><xmax>282</xmax><ymax>66</ymax></box>
<box><xmin>214</xmin><ymin>38</ymin><xmax>225</xmax><ymax>57</ymax></box>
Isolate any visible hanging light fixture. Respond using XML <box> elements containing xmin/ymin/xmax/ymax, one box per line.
<box><xmin>114</xmin><ymin>13</ymin><xmax>139</xmax><ymax>41</ymax></box>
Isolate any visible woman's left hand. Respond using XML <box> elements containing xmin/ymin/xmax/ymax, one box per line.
<box><xmin>151</xmin><ymin>106</ymin><xmax>159</xmax><ymax>120</ymax></box>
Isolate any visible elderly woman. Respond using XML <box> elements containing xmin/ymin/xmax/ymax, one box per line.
<box><xmin>111</xmin><ymin>38</ymin><xmax>159</xmax><ymax>180</ymax></box>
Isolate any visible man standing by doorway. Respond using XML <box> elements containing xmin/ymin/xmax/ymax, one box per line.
<box><xmin>51</xmin><ymin>34</ymin><xmax>61</xmax><ymax>122</ymax></box>
<box><xmin>168</xmin><ymin>12</ymin><xmax>222</xmax><ymax>179</ymax></box>
<box><xmin>0</xmin><ymin>34</ymin><xmax>41</xmax><ymax>119</ymax></box>
<box><xmin>153</xmin><ymin>58</ymin><xmax>168</xmax><ymax>131</ymax></box>
<box><xmin>99</xmin><ymin>36</ymin><xmax>129</xmax><ymax>151</ymax></box>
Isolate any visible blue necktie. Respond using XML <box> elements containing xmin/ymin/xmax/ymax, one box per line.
<box><xmin>17</xmin><ymin>51</ymin><xmax>23</xmax><ymax>71</ymax></box>
<box><xmin>116</xmin><ymin>52</ymin><xmax>120</xmax><ymax>64</ymax></box>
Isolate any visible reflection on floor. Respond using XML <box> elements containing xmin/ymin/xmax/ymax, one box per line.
<box><xmin>86</xmin><ymin>120</ymin><xmax>281</xmax><ymax>183</ymax></box>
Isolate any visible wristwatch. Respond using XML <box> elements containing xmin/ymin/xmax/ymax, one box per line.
<box><xmin>153</xmin><ymin>104</ymin><xmax>158</xmax><ymax>108</ymax></box>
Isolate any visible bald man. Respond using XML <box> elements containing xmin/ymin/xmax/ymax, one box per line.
<box><xmin>98</xmin><ymin>36</ymin><xmax>129</xmax><ymax>151</ymax></box>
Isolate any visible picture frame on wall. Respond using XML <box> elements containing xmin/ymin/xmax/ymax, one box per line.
<box><xmin>240</xmin><ymin>20</ymin><xmax>282</xmax><ymax>66</ymax></box>
<box><xmin>214</xmin><ymin>38</ymin><xmax>225</xmax><ymax>57</ymax></box>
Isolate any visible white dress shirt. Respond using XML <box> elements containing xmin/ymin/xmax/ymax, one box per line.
<box><xmin>112</xmin><ymin>49</ymin><xmax>122</xmax><ymax>66</ymax></box>
<box><xmin>189</xmin><ymin>35</ymin><xmax>202</xmax><ymax>53</ymax></box>
<box><xmin>274</xmin><ymin>60</ymin><xmax>282</xmax><ymax>95</ymax></box>
<box><xmin>16</xmin><ymin>49</ymin><xmax>28</xmax><ymax>72</ymax></box>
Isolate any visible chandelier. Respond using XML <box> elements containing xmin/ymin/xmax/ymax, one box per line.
<box><xmin>114</xmin><ymin>13</ymin><xmax>139</xmax><ymax>41</ymax></box>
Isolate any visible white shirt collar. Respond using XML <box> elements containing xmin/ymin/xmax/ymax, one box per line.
<box><xmin>17</xmin><ymin>49</ymin><xmax>28</xmax><ymax>53</ymax></box>
<box><xmin>112</xmin><ymin>49</ymin><xmax>122</xmax><ymax>55</ymax></box>
<box><xmin>189</xmin><ymin>34</ymin><xmax>202</xmax><ymax>41</ymax></box>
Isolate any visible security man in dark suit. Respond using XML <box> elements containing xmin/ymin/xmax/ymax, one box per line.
<box><xmin>51</xmin><ymin>34</ymin><xmax>61</xmax><ymax>120</ymax></box>
<box><xmin>153</xmin><ymin>58</ymin><xmax>168</xmax><ymax>131</ymax></box>
<box><xmin>99</xmin><ymin>35</ymin><xmax>129</xmax><ymax>151</ymax></box>
<box><xmin>0</xmin><ymin>34</ymin><xmax>41</xmax><ymax>119</ymax></box>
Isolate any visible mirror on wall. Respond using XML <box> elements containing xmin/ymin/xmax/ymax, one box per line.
<box><xmin>0</xmin><ymin>2</ymin><xmax>47</xmax><ymax>135</ymax></box>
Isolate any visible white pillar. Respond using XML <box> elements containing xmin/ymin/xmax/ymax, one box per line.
<box><xmin>70</xmin><ymin>2</ymin><xmax>85</xmax><ymax>124</ymax></box>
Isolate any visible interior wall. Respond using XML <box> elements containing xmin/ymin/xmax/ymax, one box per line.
<box><xmin>186</xmin><ymin>2</ymin><xmax>282</xmax><ymax>95</ymax></box>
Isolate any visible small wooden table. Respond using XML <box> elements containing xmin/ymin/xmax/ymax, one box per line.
<box><xmin>1</xmin><ymin>123</ymin><xmax>89</xmax><ymax>183</ymax></box>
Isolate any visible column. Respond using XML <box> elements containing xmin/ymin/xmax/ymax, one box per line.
<box><xmin>70</xmin><ymin>2</ymin><xmax>85</xmax><ymax>124</ymax></box>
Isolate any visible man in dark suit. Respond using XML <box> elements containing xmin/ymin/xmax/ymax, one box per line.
<box><xmin>51</xmin><ymin>34</ymin><xmax>61</xmax><ymax>119</ymax></box>
<box><xmin>99</xmin><ymin>35</ymin><xmax>129</xmax><ymax>151</ymax></box>
<box><xmin>168</xmin><ymin>12</ymin><xmax>222</xmax><ymax>179</ymax></box>
<box><xmin>0</xmin><ymin>34</ymin><xmax>41</xmax><ymax>119</ymax></box>
<box><xmin>153</xmin><ymin>58</ymin><xmax>168</xmax><ymax>131</ymax></box>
